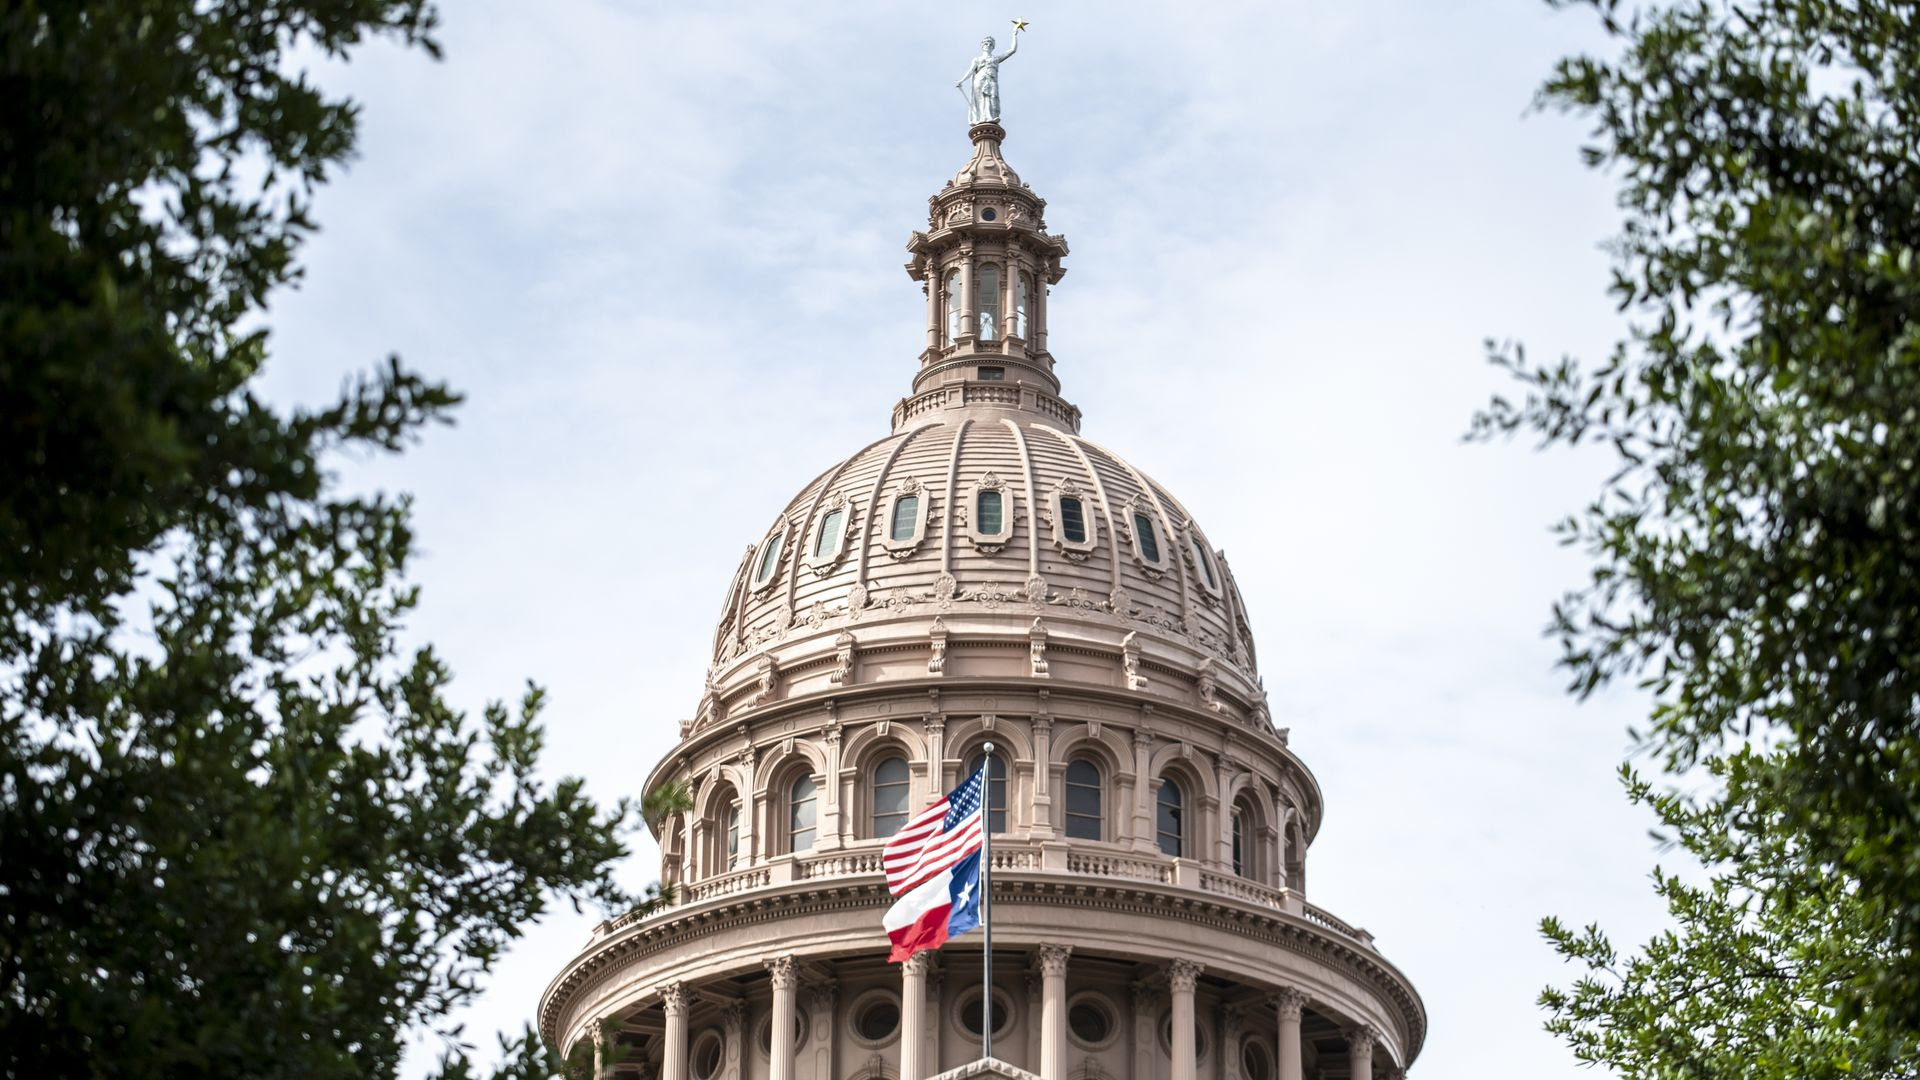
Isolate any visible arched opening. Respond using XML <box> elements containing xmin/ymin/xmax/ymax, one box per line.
<box><xmin>977</xmin><ymin>264</ymin><xmax>1001</xmax><ymax>341</ymax></box>
<box><xmin>944</xmin><ymin>269</ymin><xmax>962</xmax><ymax>343</ymax></box>
<box><xmin>964</xmin><ymin>749</ymin><xmax>1008</xmax><ymax>834</ymax></box>
<box><xmin>788</xmin><ymin>773</ymin><xmax>818</xmax><ymax>853</ymax></box>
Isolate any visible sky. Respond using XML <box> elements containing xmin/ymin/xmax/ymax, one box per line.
<box><xmin>260</xmin><ymin>2</ymin><xmax>1679</xmax><ymax>1076</ymax></box>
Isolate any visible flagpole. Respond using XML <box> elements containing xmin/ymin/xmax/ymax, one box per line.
<box><xmin>981</xmin><ymin>741</ymin><xmax>994</xmax><ymax>1062</ymax></box>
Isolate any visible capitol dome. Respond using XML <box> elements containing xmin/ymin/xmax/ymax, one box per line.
<box><xmin>542</xmin><ymin>119</ymin><xmax>1424</xmax><ymax>1080</ymax></box>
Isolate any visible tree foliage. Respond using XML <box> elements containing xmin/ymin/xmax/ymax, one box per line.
<box><xmin>1477</xmin><ymin>0</ymin><xmax>1920</xmax><ymax>1075</ymax></box>
<box><xmin>0</xmin><ymin>2</ymin><xmax>674</xmax><ymax>1075</ymax></box>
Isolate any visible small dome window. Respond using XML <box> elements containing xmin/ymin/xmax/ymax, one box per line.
<box><xmin>692</xmin><ymin>1032</ymin><xmax>724</xmax><ymax>1080</ymax></box>
<box><xmin>976</xmin><ymin>490</ymin><xmax>1004</xmax><ymax>534</ymax></box>
<box><xmin>803</xmin><ymin>494</ymin><xmax>854</xmax><ymax>574</ymax></box>
<box><xmin>882</xmin><ymin>480</ymin><xmax>929</xmax><ymax>555</ymax></box>
<box><xmin>964</xmin><ymin>474</ymin><xmax>1014</xmax><ymax>553</ymax></box>
<box><xmin>750</xmin><ymin>527</ymin><xmax>787</xmax><ymax>591</ymax></box>
<box><xmin>1060</xmin><ymin>497</ymin><xmax>1087</xmax><ymax>544</ymax></box>
<box><xmin>1134</xmin><ymin>511</ymin><xmax>1162</xmax><ymax>563</ymax></box>
<box><xmin>1012</xmin><ymin>273</ymin><xmax>1032</xmax><ymax>339</ymax></box>
<box><xmin>890</xmin><ymin>494</ymin><xmax>920</xmax><ymax>540</ymax></box>
<box><xmin>978</xmin><ymin>365</ymin><xmax>1005</xmax><ymax>381</ymax></box>
<box><xmin>788</xmin><ymin>774</ymin><xmax>817</xmax><ymax>852</ymax></box>
<box><xmin>1067</xmin><ymin>994</ymin><xmax>1117</xmax><ymax>1049</ymax></box>
<box><xmin>1049</xmin><ymin>482</ymin><xmax>1098</xmax><ymax>559</ymax></box>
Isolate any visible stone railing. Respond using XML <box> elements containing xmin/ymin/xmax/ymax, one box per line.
<box><xmin>601</xmin><ymin>843</ymin><xmax>1375</xmax><ymax>951</ymax></box>
<box><xmin>1065</xmin><ymin>849</ymin><xmax>1175</xmax><ymax>885</ymax></box>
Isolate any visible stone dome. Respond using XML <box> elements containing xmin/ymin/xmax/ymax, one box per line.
<box><xmin>542</xmin><ymin>115</ymin><xmax>1423</xmax><ymax>1080</ymax></box>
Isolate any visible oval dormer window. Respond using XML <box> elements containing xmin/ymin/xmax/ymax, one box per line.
<box><xmin>890</xmin><ymin>495</ymin><xmax>919</xmax><ymax>541</ymax></box>
<box><xmin>751</xmin><ymin>528</ymin><xmax>786</xmax><ymax>591</ymax></box>
<box><xmin>977</xmin><ymin>490</ymin><xmax>1004</xmax><ymax>535</ymax></box>
<box><xmin>814</xmin><ymin>509</ymin><xmax>845</xmax><ymax>558</ymax></box>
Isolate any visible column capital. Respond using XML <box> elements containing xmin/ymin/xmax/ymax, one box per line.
<box><xmin>903</xmin><ymin>952</ymin><xmax>935</xmax><ymax>977</ymax></box>
<box><xmin>661</xmin><ymin>981</ymin><xmax>688</xmax><ymax>1016</ymax></box>
<box><xmin>1167</xmin><ymin>958</ymin><xmax>1203</xmax><ymax>992</ymax></box>
<box><xmin>767</xmin><ymin>954</ymin><xmax>799</xmax><ymax>989</ymax></box>
<box><xmin>1270</xmin><ymin>986</ymin><xmax>1306</xmax><ymax>1022</ymax></box>
<box><xmin>1035</xmin><ymin>944</ymin><xmax>1073</xmax><ymax>976</ymax></box>
<box><xmin>1345</xmin><ymin>1025</ymin><xmax>1379</xmax><ymax>1053</ymax></box>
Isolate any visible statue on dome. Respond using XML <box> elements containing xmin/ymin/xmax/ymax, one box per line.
<box><xmin>956</xmin><ymin>22</ymin><xmax>1024</xmax><ymax>126</ymax></box>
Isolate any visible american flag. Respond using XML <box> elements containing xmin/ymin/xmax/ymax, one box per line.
<box><xmin>882</xmin><ymin>767</ymin><xmax>987</xmax><ymax>896</ymax></box>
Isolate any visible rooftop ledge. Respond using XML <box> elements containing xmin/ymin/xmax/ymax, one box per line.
<box><xmin>590</xmin><ymin>837</ymin><xmax>1374</xmax><ymax>950</ymax></box>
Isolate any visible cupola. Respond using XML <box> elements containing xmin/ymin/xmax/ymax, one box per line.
<box><xmin>900</xmin><ymin>122</ymin><xmax>1076</xmax><ymax>432</ymax></box>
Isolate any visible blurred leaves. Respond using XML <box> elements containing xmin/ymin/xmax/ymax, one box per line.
<box><xmin>1478</xmin><ymin>0</ymin><xmax>1920</xmax><ymax>1075</ymax></box>
<box><xmin>0</xmin><ymin>2</ymin><xmax>656</xmax><ymax>1076</ymax></box>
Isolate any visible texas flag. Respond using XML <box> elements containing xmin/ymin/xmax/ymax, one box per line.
<box><xmin>881</xmin><ymin>767</ymin><xmax>987</xmax><ymax>963</ymax></box>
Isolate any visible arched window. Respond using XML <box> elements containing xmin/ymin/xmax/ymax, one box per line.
<box><xmin>726</xmin><ymin>803</ymin><xmax>741</xmax><ymax>868</ymax></box>
<box><xmin>1013</xmin><ymin>273</ymin><xmax>1032</xmax><ymax>339</ymax></box>
<box><xmin>1064</xmin><ymin>758</ymin><xmax>1102</xmax><ymax>840</ymax></box>
<box><xmin>872</xmin><ymin>756</ymin><xmax>911</xmax><ymax>838</ymax></box>
<box><xmin>1231</xmin><ymin>805</ymin><xmax>1247</xmax><ymax>877</ymax></box>
<box><xmin>1191</xmin><ymin>535</ymin><xmax>1219</xmax><ymax>590</ymax></box>
<box><xmin>1133</xmin><ymin>511</ymin><xmax>1162</xmax><ymax>564</ymax></box>
<box><xmin>1155</xmin><ymin>777</ymin><xmax>1185</xmax><ymax>857</ymax></box>
<box><xmin>977</xmin><ymin>265</ymin><xmax>1001</xmax><ymax>341</ymax></box>
<box><xmin>965</xmin><ymin>751</ymin><xmax>1008</xmax><ymax>834</ymax></box>
<box><xmin>890</xmin><ymin>494</ymin><xmax>920</xmax><ymax>541</ymax></box>
<box><xmin>788</xmin><ymin>774</ymin><xmax>817</xmax><ymax>852</ymax></box>
<box><xmin>944</xmin><ymin>269</ymin><xmax>962</xmax><ymax>342</ymax></box>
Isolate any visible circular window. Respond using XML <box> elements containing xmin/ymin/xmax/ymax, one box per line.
<box><xmin>850</xmin><ymin>991</ymin><xmax>901</xmax><ymax>1046</ymax></box>
<box><xmin>955</xmin><ymin>988</ymin><xmax>1013</xmax><ymax>1039</ymax></box>
<box><xmin>1066</xmin><ymin>993</ymin><xmax>1118</xmax><ymax>1050</ymax></box>
<box><xmin>756</xmin><ymin>1013</ymin><xmax>808</xmax><ymax>1057</ymax></box>
<box><xmin>1242</xmin><ymin>1038</ymin><xmax>1273</xmax><ymax>1080</ymax></box>
<box><xmin>691</xmin><ymin>1031</ymin><xmax>723</xmax><ymax>1080</ymax></box>
<box><xmin>981</xmin><ymin>207</ymin><xmax>998</xmax><ymax>221</ymax></box>
<box><xmin>1158</xmin><ymin>1013</ymin><xmax>1209</xmax><ymax>1060</ymax></box>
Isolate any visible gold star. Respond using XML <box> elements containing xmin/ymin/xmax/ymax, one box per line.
<box><xmin>1011</xmin><ymin>19</ymin><xmax>1029</xmax><ymax>32</ymax></box>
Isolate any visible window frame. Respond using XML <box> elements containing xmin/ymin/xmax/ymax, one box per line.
<box><xmin>977</xmin><ymin>263</ymin><xmax>1002</xmax><ymax>342</ymax></box>
<box><xmin>964</xmin><ymin>474</ymin><xmax>1015</xmax><ymax>553</ymax></box>
<box><xmin>1186</xmin><ymin>525</ymin><xmax>1224</xmax><ymax>599</ymax></box>
<box><xmin>963</xmin><ymin>749</ymin><xmax>1009</xmax><ymax>835</ymax></box>
<box><xmin>787</xmin><ymin>772</ymin><xmax>819</xmax><ymax>854</ymax></box>
<box><xmin>880</xmin><ymin>480</ymin><xmax>929</xmax><ymax>556</ymax></box>
<box><xmin>944</xmin><ymin>268</ymin><xmax>963</xmax><ymax>344</ymax></box>
<box><xmin>1048</xmin><ymin>483</ymin><xmax>1099</xmax><ymax>559</ymax></box>
<box><xmin>802</xmin><ymin>493</ymin><xmax>854</xmax><ymax>575</ymax></box>
<box><xmin>1125</xmin><ymin>496</ymin><xmax>1172</xmax><ymax>572</ymax></box>
<box><xmin>749</xmin><ymin>525</ymin><xmax>788</xmax><ymax>592</ymax></box>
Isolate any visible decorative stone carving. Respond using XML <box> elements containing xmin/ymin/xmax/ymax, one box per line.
<box><xmin>752</xmin><ymin>654</ymin><xmax>779</xmax><ymax>706</ymax></box>
<box><xmin>1029</xmin><ymin>618</ymin><xmax>1049</xmax><ymax>678</ymax></box>
<box><xmin>661</xmin><ymin>981</ymin><xmax>687</xmax><ymax>1015</ymax></box>
<box><xmin>1271</xmin><ymin>987</ymin><xmax>1306</xmax><ymax>1022</ymax></box>
<box><xmin>1196</xmin><ymin>657</ymin><xmax>1226</xmax><ymax>714</ymax></box>
<box><xmin>831</xmin><ymin>631</ymin><xmax>856</xmax><ymax>685</ymax></box>
<box><xmin>928</xmin><ymin>617</ymin><xmax>949</xmax><ymax>675</ymax></box>
<box><xmin>1036</xmin><ymin>944</ymin><xmax>1072</xmax><ymax>975</ymax></box>
<box><xmin>1121</xmin><ymin>631</ymin><xmax>1148</xmax><ymax>691</ymax></box>
<box><xmin>1345</xmin><ymin>1025</ymin><xmax>1379</xmax><ymax>1054</ymax></box>
<box><xmin>1167</xmin><ymin>958</ymin><xmax>1202</xmax><ymax>992</ymax></box>
<box><xmin>766</xmin><ymin>954</ymin><xmax>798</xmax><ymax>989</ymax></box>
<box><xmin>847</xmin><ymin>582</ymin><xmax>870</xmax><ymax>616</ymax></box>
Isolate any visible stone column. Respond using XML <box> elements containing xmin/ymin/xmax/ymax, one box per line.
<box><xmin>959</xmin><ymin>252</ymin><xmax>977</xmax><ymax>339</ymax></box>
<box><xmin>592</xmin><ymin>1025</ymin><xmax>607</xmax><ymax>1080</ymax></box>
<box><xmin>724</xmin><ymin>1001</ymin><xmax>747</xmax><ymax>1080</ymax></box>
<box><xmin>1037</xmin><ymin>945</ymin><xmax>1071</xmax><ymax>1080</ymax></box>
<box><xmin>925</xmin><ymin>713</ymin><xmax>947</xmax><ymax>801</ymax></box>
<box><xmin>661</xmin><ymin>983</ymin><xmax>688</xmax><ymax>1080</ymax></box>
<box><xmin>767</xmin><ymin>955</ymin><xmax>798</xmax><ymax>1080</ymax></box>
<box><xmin>926</xmin><ymin>276</ymin><xmax>941</xmax><ymax>349</ymax></box>
<box><xmin>1030</xmin><ymin>716</ymin><xmax>1055</xmax><ymax>839</ymax></box>
<box><xmin>926</xmin><ymin>956</ymin><xmax>946</xmax><ymax>1072</ymax></box>
<box><xmin>1130</xmin><ymin>983</ymin><xmax>1156</xmax><ymax>1080</ymax></box>
<box><xmin>901</xmin><ymin>953</ymin><xmax>930</xmax><ymax>1080</ymax></box>
<box><xmin>822</xmin><ymin>722</ymin><xmax>844</xmax><ymax>848</ymax></box>
<box><xmin>1169</xmin><ymin>960</ymin><xmax>1202</xmax><ymax>1080</ymax></box>
<box><xmin>1273</xmin><ymin>988</ymin><xmax>1305</xmax><ymax>1080</ymax></box>
<box><xmin>808</xmin><ymin>979</ymin><xmax>837</xmax><ymax>1080</ymax></box>
<box><xmin>1131</xmin><ymin>729</ymin><xmax>1155</xmax><ymax>853</ymax></box>
<box><xmin>1346</xmin><ymin>1026</ymin><xmax>1377</xmax><ymax>1080</ymax></box>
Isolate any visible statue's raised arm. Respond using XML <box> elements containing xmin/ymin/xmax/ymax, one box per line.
<box><xmin>958</xmin><ymin>26</ymin><xmax>1023</xmax><ymax>126</ymax></box>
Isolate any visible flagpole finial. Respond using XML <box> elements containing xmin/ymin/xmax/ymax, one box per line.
<box><xmin>984</xmin><ymin>740</ymin><xmax>995</xmax><ymax>753</ymax></box>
